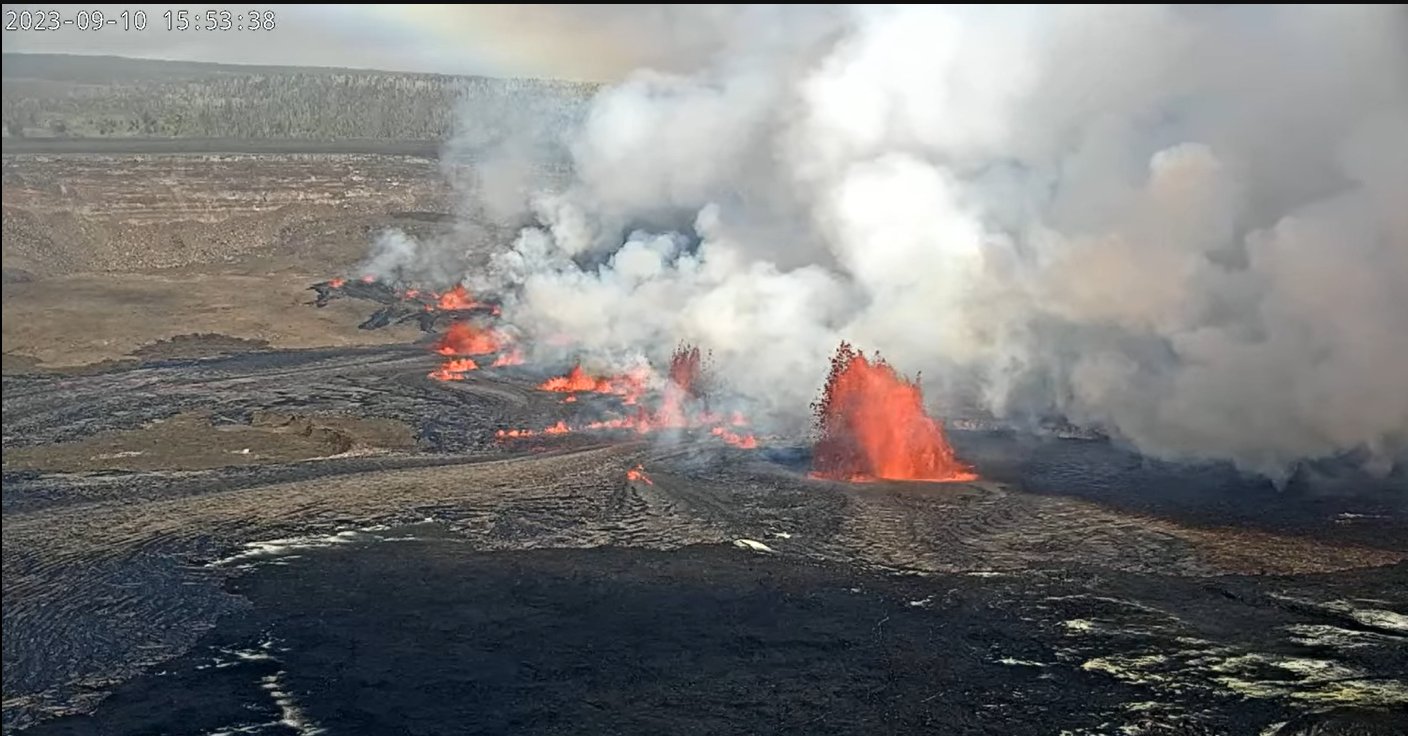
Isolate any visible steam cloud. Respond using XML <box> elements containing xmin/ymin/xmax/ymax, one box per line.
<box><xmin>374</xmin><ymin>5</ymin><xmax>1408</xmax><ymax>480</ymax></box>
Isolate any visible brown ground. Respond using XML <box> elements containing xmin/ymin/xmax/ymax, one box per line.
<box><xmin>1</xmin><ymin>152</ymin><xmax>453</xmax><ymax>368</ymax></box>
<box><xmin>1</xmin><ymin>267</ymin><xmax>424</xmax><ymax>367</ymax></box>
<box><xmin>1</xmin><ymin>153</ymin><xmax>448</xmax><ymax>276</ymax></box>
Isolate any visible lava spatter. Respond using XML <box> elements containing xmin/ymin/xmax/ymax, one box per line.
<box><xmin>811</xmin><ymin>342</ymin><xmax>974</xmax><ymax>483</ymax></box>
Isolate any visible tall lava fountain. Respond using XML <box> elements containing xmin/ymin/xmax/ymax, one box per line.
<box><xmin>812</xmin><ymin>343</ymin><xmax>976</xmax><ymax>482</ymax></box>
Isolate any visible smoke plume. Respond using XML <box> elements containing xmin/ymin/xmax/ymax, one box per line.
<box><xmin>388</xmin><ymin>5</ymin><xmax>1408</xmax><ymax>480</ymax></box>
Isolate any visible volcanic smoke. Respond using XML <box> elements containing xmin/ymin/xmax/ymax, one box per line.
<box><xmin>377</xmin><ymin>5</ymin><xmax>1406</xmax><ymax>481</ymax></box>
<box><xmin>812</xmin><ymin>343</ymin><xmax>975</xmax><ymax>483</ymax></box>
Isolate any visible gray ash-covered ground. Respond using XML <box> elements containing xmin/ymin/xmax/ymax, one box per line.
<box><xmin>3</xmin><ymin>339</ymin><xmax>1406</xmax><ymax>734</ymax></box>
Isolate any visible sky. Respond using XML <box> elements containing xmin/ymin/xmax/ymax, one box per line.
<box><xmin>1</xmin><ymin>3</ymin><xmax>745</xmax><ymax>81</ymax></box>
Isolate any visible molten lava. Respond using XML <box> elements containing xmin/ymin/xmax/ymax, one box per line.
<box><xmin>328</xmin><ymin>277</ymin><xmax>346</xmax><ymax>288</ymax></box>
<box><xmin>668</xmin><ymin>345</ymin><xmax>704</xmax><ymax>399</ymax></box>
<box><xmin>811</xmin><ymin>343</ymin><xmax>975</xmax><ymax>483</ymax></box>
<box><xmin>626</xmin><ymin>464</ymin><xmax>653</xmax><ymax>485</ymax></box>
<box><xmin>711</xmin><ymin>426</ymin><xmax>759</xmax><ymax>449</ymax></box>
<box><xmin>436</xmin><ymin>284</ymin><xmax>480</xmax><ymax>311</ymax></box>
<box><xmin>497</xmin><ymin>344</ymin><xmax>758</xmax><ymax>448</ymax></box>
<box><xmin>435</xmin><ymin>322</ymin><xmax>506</xmax><ymax>356</ymax></box>
<box><xmin>654</xmin><ymin>344</ymin><xmax>707</xmax><ymax>426</ymax></box>
<box><xmin>429</xmin><ymin>322</ymin><xmax>511</xmax><ymax>381</ymax></box>
<box><xmin>538</xmin><ymin>364</ymin><xmax>646</xmax><ymax>404</ymax></box>
<box><xmin>540</xmin><ymin>364</ymin><xmax>605</xmax><ymax>393</ymax></box>
<box><xmin>429</xmin><ymin>357</ymin><xmax>479</xmax><ymax>381</ymax></box>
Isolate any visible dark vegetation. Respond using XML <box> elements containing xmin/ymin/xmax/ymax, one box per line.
<box><xmin>1</xmin><ymin>53</ymin><xmax>595</xmax><ymax>142</ymax></box>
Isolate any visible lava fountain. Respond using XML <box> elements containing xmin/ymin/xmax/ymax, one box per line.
<box><xmin>811</xmin><ymin>342</ymin><xmax>975</xmax><ymax>483</ymax></box>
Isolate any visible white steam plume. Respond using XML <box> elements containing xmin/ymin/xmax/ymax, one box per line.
<box><xmin>404</xmin><ymin>4</ymin><xmax>1407</xmax><ymax>479</ymax></box>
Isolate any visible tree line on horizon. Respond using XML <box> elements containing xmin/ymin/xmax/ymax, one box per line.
<box><xmin>2</xmin><ymin>68</ymin><xmax>596</xmax><ymax>142</ymax></box>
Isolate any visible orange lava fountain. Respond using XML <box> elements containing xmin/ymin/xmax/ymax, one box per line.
<box><xmin>811</xmin><ymin>343</ymin><xmax>975</xmax><ymax>483</ymax></box>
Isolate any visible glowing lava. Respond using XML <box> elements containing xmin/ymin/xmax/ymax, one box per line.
<box><xmin>811</xmin><ymin>342</ymin><xmax>975</xmax><ymax>483</ymax></box>
<box><xmin>429</xmin><ymin>323</ymin><xmax>512</xmax><ymax>381</ymax></box>
<box><xmin>435</xmin><ymin>322</ymin><xmax>506</xmax><ymax>356</ymax></box>
<box><xmin>668</xmin><ymin>344</ymin><xmax>704</xmax><ymax>399</ymax></box>
<box><xmin>328</xmin><ymin>277</ymin><xmax>346</xmax><ymax>288</ymax></box>
<box><xmin>711</xmin><ymin>427</ymin><xmax>759</xmax><ymax>449</ymax></box>
<box><xmin>429</xmin><ymin>358</ymin><xmax>479</xmax><ymax>381</ymax></box>
<box><xmin>499</xmin><ymin>344</ymin><xmax>757</xmax><ymax>448</ymax></box>
<box><xmin>538</xmin><ymin>364</ymin><xmax>646</xmax><ymax>404</ymax></box>
<box><xmin>435</xmin><ymin>284</ymin><xmax>480</xmax><ymax>311</ymax></box>
<box><xmin>626</xmin><ymin>464</ymin><xmax>653</xmax><ymax>485</ymax></box>
<box><xmin>540</xmin><ymin>364</ymin><xmax>606</xmax><ymax>393</ymax></box>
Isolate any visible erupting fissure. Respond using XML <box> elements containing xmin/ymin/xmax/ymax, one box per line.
<box><xmin>538</xmin><ymin>365</ymin><xmax>647</xmax><ymax>405</ymax></box>
<box><xmin>309</xmin><ymin>277</ymin><xmax>502</xmax><ymax>326</ymax></box>
<box><xmin>428</xmin><ymin>322</ymin><xmax>517</xmax><ymax>381</ymax></box>
<box><xmin>496</xmin><ymin>345</ymin><xmax>759</xmax><ymax>448</ymax></box>
<box><xmin>811</xmin><ymin>343</ymin><xmax>975</xmax><ymax>483</ymax></box>
<box><xmin>435</xmin><ymin>322</ymin><xmax>505</xmax><ymax>357</ymax></box>
<box><xmin>435</xmin><ymin>284</ymin><xmax>481</xmax><ymax>311</ymax></box>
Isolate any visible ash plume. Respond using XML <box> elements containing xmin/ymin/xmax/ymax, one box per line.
<box><xmin>398</xmin><ymin>5</ymin><xmax>1408</xmax><ymax>480</ymax></box>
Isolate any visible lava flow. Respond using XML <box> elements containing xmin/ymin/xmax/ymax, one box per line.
<box><xmin>428</xmin><ymin>322</ymin><xmax>516</xmax><ymax>381</ymax></box>
<box><xmin>626</xmin><ymin>464</ymin><xmax>653</xmax><ymax>485</ymax></box>
<box><xmin>495</xmin><ymin>420</ymin><xmax>570</xmax><ymax>438</ymax></box>
<box><xmin>711</xmin><ymin>426</ymin><xmax>758</xmax><ymax>449</ymax></box>
<box><xmin>538</xmin><ymin>364</ymin><xmax>646</xmax><ymax>405</ymax></box>
<box><xmin>435</xmin><ymin>284</ymin><xmax>480</xmax><ymax>311</ymax></box>
<box><xmin>811</xmin><ymin>342</ymin><xmax>975</xmax><ymax>483</ymax></box>
<box><xmin>429</xmin><ymin>358</ymin><xmax>479</xmax><ymax>381</ymax></box>
<box><xmin>499</xmin><ymin>345</ymin><xmax>758</xmax><ymax>448</ymax></box>
<box><xmin>435</xmin><ymin>322</ymin><xmax>506</xmax><ymax>357</ymax></box>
